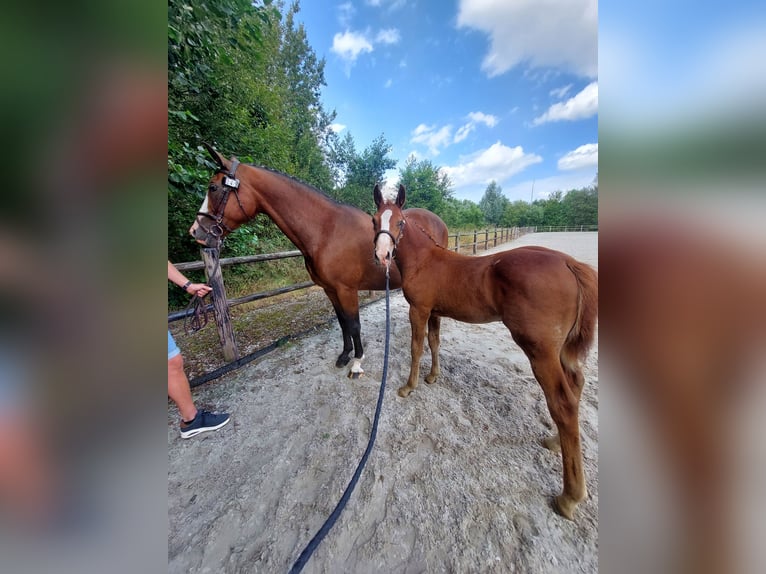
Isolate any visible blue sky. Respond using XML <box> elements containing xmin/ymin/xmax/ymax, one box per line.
<box><xmin>294</xmin><ymin>0</ymin><xmax>598</xmax><ymax>204</ymax></box>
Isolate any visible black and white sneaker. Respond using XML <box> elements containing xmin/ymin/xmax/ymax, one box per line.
<box><xmin>180</xmin><ymin>410</ymin><xmax>230</xmax><ymax>439</ymax></box>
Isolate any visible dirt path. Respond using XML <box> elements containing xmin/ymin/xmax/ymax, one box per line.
<box><xmin>168</xmin><ymin>232</ymin><xmax>598</xmax><ymax>573</ymax></box>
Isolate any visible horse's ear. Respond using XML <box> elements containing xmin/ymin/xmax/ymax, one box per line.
<box><xmin>396</xmin><ymin>184</ymin><xmax>406</xmax><ymax>208</ymax></box>
<box><xmin>373</xmin><ymin>183</ymin><xmax>383</xmax><ymax>208</ymax></box>
<box><xmin>202</xmin><ymin>142</ymin><xmax>227</xmax><ymax>170</ymax></box>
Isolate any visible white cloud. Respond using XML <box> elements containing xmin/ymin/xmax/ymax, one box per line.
<box><xmin>457</xmin><ymin>0</ymin><xmax>597</xmax><ymax>78</ymax></box>
<box><xmin>367</xmin><ymin>0</ymin><xmax>408</xmax><ymax>10</ymax></box>
<box><xmin>332</xmin><ymin>30</ymin><xmax>373</xmax><ymax>62</ymax></box>
<box><xmin>467</xmin><ymin>111</ymin><xmax>498</xmax><ymax>127</ymax></box>
<box><xmin>557</xmin><ymin>143</ymin><xmax>598</xmax><ymax>171</ymax></box>
<box><xmin>442</xmin><ymin>141</ymin><xmax>542</xmax><ymax>191</ymax></box>
<box><xmin>337</xmin><ymin>3</ymin><xmax>355</xmax><ymax>27</ymax></box>
<box><xmin>376</xmin><ymin>28</ymin><xmax>401</xmax><ymax>45</ymax></box>
<box><xmin>330</xmin><ymin>123</ymin><xmax>347</xmax><ymax>133</ymax></box>
<box><xmin>384</xmin><ymin>78</ymin><xmax>393</xmax><ymax>88</ymax></box>
<box><xmin>410</xmin><ymin>123</ymin><xmax>453</xmax><ymax>155</ymax></box>
<box><xmin>453</xmin><ymin>111</ymin><xmax>498</xmax><ymax>143</ymax></box>
<box><xmin>532</xmin><ymin>81</ymin><xmax>598</xmax><ymax>125</ymax></box>
<box><xmin>330</xmin><ymin>27</ymin><xmax>402</xmax><ymax>74</ymax></box>
<box><xmin>453</xmin><ymin>124</ymin><xmax>473</xmax><ymax>143</ymax></box>
<box><xmin>550</xmin><ymin>84</ymin><xmax>573</xmax><ymax>99</ymax></box>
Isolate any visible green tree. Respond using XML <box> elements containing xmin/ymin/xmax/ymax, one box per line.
<box><xmin>327</xmin><ymin>130</ymin><xmax>357</xmax><ymax>191</ymax></box>
<box><xmin>397</xmin><ymin>156</ymin><xmax>453</xmax><ymax>214</ymax></box>
<box><xmin>478</xmin><ymin>181</ymin><xmax>508</xmax><ymax>226</ymax></box>
<box><xmin>535</xmin><ymin>191</ymin><xmax>567</xmax><ymax>227</ymax></box>
<box><xmin>168</xmin><ymin>0</ymin><xmax>338</xmax><ymax>265</ymax></box>
<box><xmin>275</xmin><ymin>1</ymin><xmax>334</xmax><ymax>190</ymax></box>
<box><xmin>442</xmin><ymin>198</ymin><xmax>484</xmax><ymax>228</ymax></box>
<box><xmin>338</xmin><ymin>134</ymin><xmax>397</xmax><ymax>211</ymax></box>
<box><xmin>502</xmin><ymin>200</ymin><xmax>545</xmax><ymax>227</ymax></box>
<box><xmin>561</xmin><ymin>186</ymin><xmax>598</xmax><ymax>226</ymax></box>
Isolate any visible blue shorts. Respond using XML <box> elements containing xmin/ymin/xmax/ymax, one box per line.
<box><xmin>168</xmin><ymin>331</ymin><xmax>181</xmax><ymax>360</ymax></box>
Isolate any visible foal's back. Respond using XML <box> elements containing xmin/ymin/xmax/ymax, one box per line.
<box><xmin>419</xmin><ymin>246</ymin><xmax>583</xmax><ymax>328</ymax></box>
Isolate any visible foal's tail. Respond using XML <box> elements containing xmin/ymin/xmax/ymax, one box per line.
<box><xmin>561</xmin><ymin>260</ymin><xmax>598</xmax><ymax>377</ymax></box>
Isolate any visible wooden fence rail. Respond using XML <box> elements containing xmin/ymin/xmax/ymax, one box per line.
<box><xmin>168</xmin><ymin>225</ymin><xmax>592</xmax><ymax>368</ymax></box>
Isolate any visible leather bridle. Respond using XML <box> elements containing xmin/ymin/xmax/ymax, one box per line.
<box><xmin>195</xmin><ymin>159</ymin><xmax>253</xmax><ymax>246</ymax></box>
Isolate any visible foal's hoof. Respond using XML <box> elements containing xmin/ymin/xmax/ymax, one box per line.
<box><xmin>397</xmin><ymin>386</ymin><xmax>412</xmax><ymax>398</ymax></box>
<box><xmin>542</xmin><ymin>433</ymin><xmax>561</xmax><ymax>453</ymax></box>
<box><xmin>348</xmin><ymin>370</ymin><xmax>364</xmax><ymax>380</ymax></box>
<box><xmin>335</xmin><ymin>355</ymin><xmax>351</xmax><ymax>368</ymax></box>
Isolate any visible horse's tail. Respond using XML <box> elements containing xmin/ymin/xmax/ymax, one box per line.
<box><xmin>561</xmin><ymin>259</ymin><xmax>598</xmax><ymax>380</ymax></box>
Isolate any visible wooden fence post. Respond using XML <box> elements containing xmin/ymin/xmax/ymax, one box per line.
<box><xmin>201</xmin><ymin>247</ymin><xmax>239</xmax><ymax>362</ymax></box>
<box><xmin>473</xmin><ymin>230</ymin><xmax>477</xmax><ymax>254</ymax></box>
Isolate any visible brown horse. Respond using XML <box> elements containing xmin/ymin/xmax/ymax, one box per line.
<box><xmin>188</xmin><ymin>145</ymin><xmax>448</xmax><ymax>376</ymax></box>
<box><xmin>371</xmin><ymin>184</ymin><xmax>598</xmax><ymax>520</ymax></box>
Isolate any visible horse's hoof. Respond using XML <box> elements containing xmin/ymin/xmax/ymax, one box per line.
<box><xmin>553</xmin><ymin>494</ymin><xmax>577</xmax><ymax>521</ymax></box>
<box><xmin>336</xmin><ymin>356</ymin><xmax>351</xmax><ymax>368</ymax></box>
<box><xmin>425</xmin><ymin>374</ymin><xmax>438</xmax><ymax>384</ymax></box>
<box><xmin>348</xmin><ymin>371</ymin><xmax>364</xmax><ymax>380</ymax></box>
<box><xmin>397</xmin><ymin>386</ymin><xmax>412</xmax><ymax>398</ymax></box>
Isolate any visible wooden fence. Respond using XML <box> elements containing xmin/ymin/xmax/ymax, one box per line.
<box><xmin>168</xmin><ymin>225</ymin><xmax>589</xmax><ymax>365</ymax></box>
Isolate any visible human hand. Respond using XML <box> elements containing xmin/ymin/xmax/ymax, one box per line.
<box><xmin>185</xmin><ymin>283</ymin><xmax>212</xmax><ymax>297</ymax></box>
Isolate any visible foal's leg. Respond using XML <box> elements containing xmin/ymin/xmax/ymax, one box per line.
<box><xmin>543</xmin><ymin>344</ymin><xmax>586</xmax><ymax>453</ymax></box>
<box><xmin>527</xmin><ymin>348</ymin><xmax>587</xmax><ymax>520</ymax></box>
<box><xmin>399</xmin><ymin>306</ymin><xmax>430</xmax><ymax>398</ymax></box>
<box><xmin>425</xmin><ymin>314</ymin><xmax>441</xmax><ymax>384</ymax></box>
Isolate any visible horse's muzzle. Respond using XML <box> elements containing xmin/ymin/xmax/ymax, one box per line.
<box><xmin>373</xmin><ymin>242</ymin><xmax>394</xmax><ymax>270</ymax></box>
<box><xmin>189</xmin><ymin>220</ymin><xmax>220</xmax><ymax>248</ymax></box>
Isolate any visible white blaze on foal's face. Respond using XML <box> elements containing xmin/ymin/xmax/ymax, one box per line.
<box><xmin>375</xmin><ymin>208</ymin><xmax>395</xmax><ymax>267</ymax></box>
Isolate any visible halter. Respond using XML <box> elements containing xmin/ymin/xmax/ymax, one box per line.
<box><xmin>195</xmin><ymin>159</ymin><xmax>252</xmax><ymax>246</ymax></box>
<box><xmin>374</xmin><ymin>213</ymin><xmax>446</xmax><ymax>259</ymax></box>
<box><xmin>373</xmin><ymin>218</ymin><xmax>405</xmax><ymax>259</ymax></box>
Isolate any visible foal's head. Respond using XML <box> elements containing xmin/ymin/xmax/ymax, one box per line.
<box><xmin>189</xmin><ymin>144</ymin><xmax>255</xmax><ymax>248</ymax></box>
<box><xmin>372</xmin><ymin>183</ymin><xmax>407</xmax><ymax>270</ymax></box>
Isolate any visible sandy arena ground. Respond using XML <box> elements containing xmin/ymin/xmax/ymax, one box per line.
<box><xmin>168</xmin><ymin>232</ymin><xmax>598</xmax><ymax>573</ymax></box>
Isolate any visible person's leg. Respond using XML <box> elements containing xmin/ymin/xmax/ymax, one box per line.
<box><xmin>167</xmin><ymin>331</ymin><xmax>230</xmax><ymax>438</ymax></box>
<box><xmin>168</xmin><ymin>355</ymin><xmax>198</xmax><ymax>423</ymax></box>
<box><xmin>168</xmin><ymin>331</ymin><xmax>197</xmax><ymax>422</ymax></box>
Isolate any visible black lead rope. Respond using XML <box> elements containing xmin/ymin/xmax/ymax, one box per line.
<box><xmin>183</xmin><ymin>250</ymin><xmax>222</xmax><ymax>334</ymax></box>
<box><xmin>288</xmin><ymin>271</ymin><xmax>391</xmax><ymax>574</ymax></box>
<box><xmin>184</xmin><ymin>293</ymin><xmax>211</xmax><ymax>334</ymax></box>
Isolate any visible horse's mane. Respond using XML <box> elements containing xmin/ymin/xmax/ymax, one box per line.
<box><xmin>404</xmin><ymin>212</ymin><xmax>448</xmax><ymax>251</ymax></box>
<box><xmin>244</xmin><ymin>163</ymin><xmax>347</xmax><ymax>208</ymax></box>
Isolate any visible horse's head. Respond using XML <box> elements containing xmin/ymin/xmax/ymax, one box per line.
<box><xmin>189</xmin><ymin>144</ymin><xmax>255</xmax><ymax>248</ymax></box>
<box><xmin>372</xmin><ymin>183</ymin><xmax>406</xmax><ymax>270</ymax></box>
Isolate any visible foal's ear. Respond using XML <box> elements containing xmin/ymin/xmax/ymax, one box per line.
<box><xmin>396</xmin><ymin>184</ymin><xmax>406</xmax><ymax>208</ymax></box>
<box><xmin>373</xmin><ymin>183</ymin><xmax>383</xmax><ymax>208</ymax></box>
<box><xmin>202</xmin><ymin>142</ymin><xmax>227</xmax><ymax>170</ymax></box>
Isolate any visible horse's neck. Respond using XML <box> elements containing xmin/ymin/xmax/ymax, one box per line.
<box><xmin>250</xmin><ymin>168</ymin><xmax>334</xmax><ymax>253</ymax></box>
<box><xmin>397</xmin><ymin>220</ymin><xmax>440</xmax><ymax>275</ymax></box>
